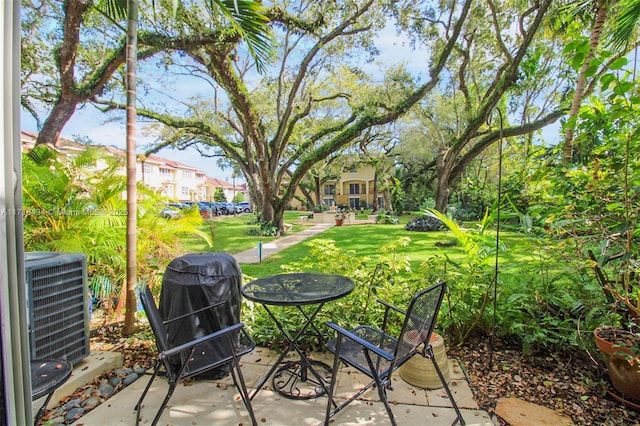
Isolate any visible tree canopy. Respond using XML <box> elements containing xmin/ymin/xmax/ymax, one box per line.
<box><xmin>21</xmin><ymin>0</ymin><xmax>640</xmax><ymax>229</ymax></box>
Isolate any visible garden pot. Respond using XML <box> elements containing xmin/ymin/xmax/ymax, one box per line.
<box><xmin>335</xmin><ymin>219</ymin><xmax>344</xmax><ymax>226</ymax></box>
<box><xmin>594</xmin><ymin>326</ymin><xmax>640</xmax><ymax>403</ymax></box>
<box><xmin>399</xmin><ymin>332</ymin><xmax>450</xmax><ymax>389</ymax></box>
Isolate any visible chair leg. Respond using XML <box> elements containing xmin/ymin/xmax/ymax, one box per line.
<box><xmin>324</xmin><ymin>337</ymin><xmax>343</xmax><ymax>426</ymax></box>
<box><xmin>229</xmin><ymin>360</ymin><xmax>257</xmax><ymax>426</ymax></box>
<box><xmin>135</xmin><ymin>362</ymin><xmax>161</xmax><ymax>425</ymax></box>
<box><xmin>136</xmin><ymin>361</ymin><xmax>180</xmax><ymax>426</ymax></box>
<box><xmin>430</xmin><ymin>355</ymin><xmax>465</xmax><ymax>426</ymax></box>
<box><xmin>34</xmin><ymin>392</ymin><xmax>54</xmax><ymax>426</ymax></box>
<box><xmin>150</xmin><ymin>382</ymin><xmax>178</xmax><ymax>426</ymax></box>
<box><xmin>325</xmin><ymin>346</ymin><xmax>381</xmax><ymax>425</ymax></box>
<box><xmin>363</xmin><ymin>351</ymin><xmax>397</xmax><ymax>426</ymax></box>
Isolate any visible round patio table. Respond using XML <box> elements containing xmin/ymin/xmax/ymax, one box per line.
<box><xmin>31</xmin><ymin>359</ymin><xmax>73</xmax><ymax>425</ymax></box>
<box><xmin>242</xmin><ymin>273</ymin><xmax>354</xmax><ymax>399</ymax></box>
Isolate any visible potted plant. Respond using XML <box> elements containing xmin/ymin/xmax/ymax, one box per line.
<box><xmin>334</xmin><ymin>209</ymin><xmax>346</xmax><ymax>226</ymax></box>
<box><xmin>590</xmin><ymin>248</ymin><xmax>640</xmax><ymax>405</ymax></box>
<box><xmin>593</xmin><ymin>324</ymin><xmax>640</xmax><ymax>404</ymax></box>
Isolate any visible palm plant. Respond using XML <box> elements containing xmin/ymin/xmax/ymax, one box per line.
<box><xmin>22</xmin><ymin>146</ymin><xmax>212</xmax><ymax>316</ymax></box>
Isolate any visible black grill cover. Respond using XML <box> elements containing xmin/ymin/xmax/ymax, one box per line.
<box><xmin>159</xmin><ymin>252</ymin><xmax>242</xmax><ymax>379</ymax></box>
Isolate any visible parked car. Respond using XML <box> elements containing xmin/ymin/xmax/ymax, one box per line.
<box><xmin>195</xmin><ymin>201</ymin><xmax>218</xmax><ymax>218</ymax></box>
<box><xmin>224</xmin><ymin>202</ymin><xmax>237</xmax><ymax>214</ymax></box>
<box><xmin>235</xmin><ymin>202</ymin><xmax>252</xmax><ymax>213</ymax></box>
<box><xmin>159</xmin><ymin>202</ymin><xmax>185</xmax><ymax>219</ymax></box>
<box><xmin>209</xmin><ymin>202</ymin><xmax>228</xmax><ymax>215</ymax></box>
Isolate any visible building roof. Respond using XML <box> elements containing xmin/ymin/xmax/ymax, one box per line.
<box><xmin>21</xmin><ymin>130</ymin><xmax>222</xmax><ymax>181</ymax></box>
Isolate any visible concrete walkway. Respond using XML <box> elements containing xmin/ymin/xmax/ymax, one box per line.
<box><xmin>75</xmin><ymin>347</ymin><xmax>495</xmax><ymax>425</ymax></box>
<box><xmin>233</xmin><ymin>223</ymin><xmax>335</xmax><ymax>264</ymax></box>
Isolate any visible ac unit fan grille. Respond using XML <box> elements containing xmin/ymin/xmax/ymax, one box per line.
<box><xmin>26</xmin><ymin>254</ymin><xmax>89</xmax><ymax>364</ymax></box>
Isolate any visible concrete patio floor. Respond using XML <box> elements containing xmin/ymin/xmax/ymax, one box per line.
<box><xmin>78</xmin><ymin>347</ymin><xmax>495</xmax><ymax>425</ymax></box>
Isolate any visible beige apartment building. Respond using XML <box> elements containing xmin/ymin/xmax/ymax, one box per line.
<box><xmin>20</xmin><ymin>131</ymin><xmax>247</xmax><ymax>203</ymax></box>
<box><xmin>289</xmin><ymin>163</ymin><xmax>384</xmax><ymax>210</ymax></box>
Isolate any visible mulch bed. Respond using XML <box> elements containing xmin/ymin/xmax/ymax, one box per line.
<box><xmin>44</xmin><ymin>321</ymin><xmax>640</xmax><ymax>425</ymax></box>
<box><xmin>448</xmin><ymin>339</ymin><xmax>640</xmax><ymax>425</ymax></box>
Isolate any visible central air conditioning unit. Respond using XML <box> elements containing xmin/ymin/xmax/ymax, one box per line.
<box><xmin>25</xmin><ymin>252</ymin><xmax>90</xmax><ymax>364</ymax></box>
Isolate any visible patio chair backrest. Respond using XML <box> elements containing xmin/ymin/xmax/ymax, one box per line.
<box><xmin>140</xmin><ymin>285</ymin><xmax>169</xmax><ymax>353</ymax></box>
<box><xmin>394</xmin><ymin>281</ymin><xmax>446</xmax><ymax>365</ymax></box>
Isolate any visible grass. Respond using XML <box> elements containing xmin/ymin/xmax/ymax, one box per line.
<box><xmin>180</xmin><ymin>211</ymin><xmax>547</xmax><ymax>280</ymax></box>
<box><xmin>182</xmin><ymin>212</ymin><xmax>316</xmax><ymax>253</ymax></box>
<box><xmin>239</xmin><ymin>224</ymin><xmax>457</xmax><ymax>277</ymax></box>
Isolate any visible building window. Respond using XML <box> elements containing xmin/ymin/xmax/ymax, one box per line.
<box><xmin>196</xmin><ymin>173</ymin><xmax>205</xmax><ymax>180</ymax></box>
<box><xmin>347</xmin><ymin>165</ymin><xmax>357</xmax><ymax>173</ymax></box>
<box><xmin>323</xmin><ymin>184</ymin><xmax>335</xmax><ymax>196</ymax></box>
<box><xmin>183</xmin><ymin>170</ymin><xmax>191</xmax><ymax>178</ymax></box>
<box><xmin>160</xmin><ymin>168</ymin><xmax>171</xmax><ymax>176</ymax></box>
<box><xmin>349</xmin><ymin>183</ymin><xmax>360</xmax><ymax>195</ymax></box>
<box><xmin>181</xmin><ymin>187</ymin><xmax>189</xmax><ymax>197</ymax></box>
<box><xmin>142</xmin><ymin>164</ymin><xmax>151</xmax><ymax>174</ymax></box>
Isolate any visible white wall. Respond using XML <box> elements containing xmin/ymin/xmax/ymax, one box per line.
<box><xmin>1</xmin><ymin>1</ymin><xmax>32</xmax><ymax>423</ymax></box>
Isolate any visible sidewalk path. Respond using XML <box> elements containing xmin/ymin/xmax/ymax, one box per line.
<box><xmin>233</xmin><ymin>223</ymin><xmax>334</xmax><ymax>264</ymax></box>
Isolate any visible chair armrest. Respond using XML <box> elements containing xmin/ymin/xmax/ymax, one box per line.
<box><xmin>376</xmin><ymin>299</ymin><xmax>406</xmax><ymax>316</ymax></box>
<box><xmin>160</xmin><ymin>322</ymin><xmax>245</xmax><ymax>359</ymax></box>
<box><xmin>326</xmin><ymin>322</ymin><xmax>394</xmax><ymax>361</ymax></box>
<box><xmin>163</xmin><ymin>300</ymin><xmax>228</xmax><ymax>326</ymax></box>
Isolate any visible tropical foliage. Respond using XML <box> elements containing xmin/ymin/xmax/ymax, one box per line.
<box><xmin>22</xmin><ymin>146</ymin><xmax>211</xmax><ymax>312</ymax></box>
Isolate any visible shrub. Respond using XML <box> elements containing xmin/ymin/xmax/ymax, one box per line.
<box><xmin>375</xmin><ymin>210</ymin><xmax>400</xmax><ymax>224</ymax></box>
<box><xmin>404</xmin><ymin>215</ymin><xmax>444</xmax><ymax>231</ymax></box>
<box><xmin>245</xmin><ymin>219</ymin><xmax>279</xmax><ymax>236</ymax></box>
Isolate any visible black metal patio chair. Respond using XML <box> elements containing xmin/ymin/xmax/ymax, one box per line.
<box><xmin>324</xmin><ymin>281</ymin><xmax>465</xmax><ymax>426</ymax></box>
<box><xmin>135</xmin><ymin>284</ymin><xmax>257</xmax><ymax>426</ymax></box>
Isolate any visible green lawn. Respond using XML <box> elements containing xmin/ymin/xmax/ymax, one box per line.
<box><xmin>181</xmin><ymin>211</ymin><xmax>545</xmax><ymax>280</ymax></box>
<box><xmin>183</xmin><ymin>212</ymin><xmax>316</xmax><ymax>254</ymax></box>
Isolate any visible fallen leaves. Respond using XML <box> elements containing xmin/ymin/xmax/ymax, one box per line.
<box><xmin>449</xmin><ymin>339</ymin><xmax>640</xmax><ymax>426</ymax></box>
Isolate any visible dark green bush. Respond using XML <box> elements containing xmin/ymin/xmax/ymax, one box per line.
<box><xmin>404</xmin><ymin>215</ymin><xmax>444</xmax><ymax>231</ymax></box>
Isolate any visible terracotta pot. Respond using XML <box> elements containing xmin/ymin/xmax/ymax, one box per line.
<box><xmin>399</xmin><ymin>333</ymin><xmax>450</xmax><ymax>389</ymax></box>
<box><xmin>335</xmin><ymin>219</ymin><xmax>344</xmax><ymax>226</ymax></box>
<box><xmin>594</xmin><ymin>327</ymin><xmax>640</xmax><ymax>403</ymax></box>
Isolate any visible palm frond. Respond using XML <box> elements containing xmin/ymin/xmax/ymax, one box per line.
<box><xmin>210</xmin><ymin>0</ymin><xmax>275</xmax><ymax>73</ymax></box>
<box><xmin>27</xmin><ymin>144</ymin><xmax>57</xmax><ymax>165</ymax></box>
<box><xmin>609</xmin><ymin>0</ymin><xmax>640</xmax><ymax>48</ymax></box>
<box><xmin>95</xmin><ymin>0</ymin><xmax>128</xmax><ymax>21</ymax></box>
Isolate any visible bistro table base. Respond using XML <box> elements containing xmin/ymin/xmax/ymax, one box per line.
<box><xmin>272</xmin><ymin>359</ymin><xmax>332</xmax><ymax>399</ymax></box>
<box><xmin>242</xmin><ymin>273</ymin><xmax>355</xmax><ymax>401</ymax></box>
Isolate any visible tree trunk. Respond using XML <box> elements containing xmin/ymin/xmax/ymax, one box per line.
<box><xmin>434</xmin><ymin>144</ymin><xmax>454</xmax><ymax>213</ymax></box>
<box><xmin>314</xmin><ymin>175</ymin><xmax>321</xmax><ymax>206</ymax></box>
<box><xmin>434</xmin><ymin>180</ymin><xmax>451</xmax><ymax>213</ymax></box>
<box><xmin>123</xmin><ymin>0</ymin><xmax>139</xmax><ymax>336</ymax></box>
<box><xmin>563</xmin><ymin>1</ymin><xmax>609</xmax><ymax>163</ymax></box>
<box><xmin>299</xmin><ymin>185</ymin><xmax>314</xmax><ymax>210</ymax></box>
<box><xmin>35</xmin><ymin>99</ymin><xmax>78</xmax><ymax>146</ymax></box>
